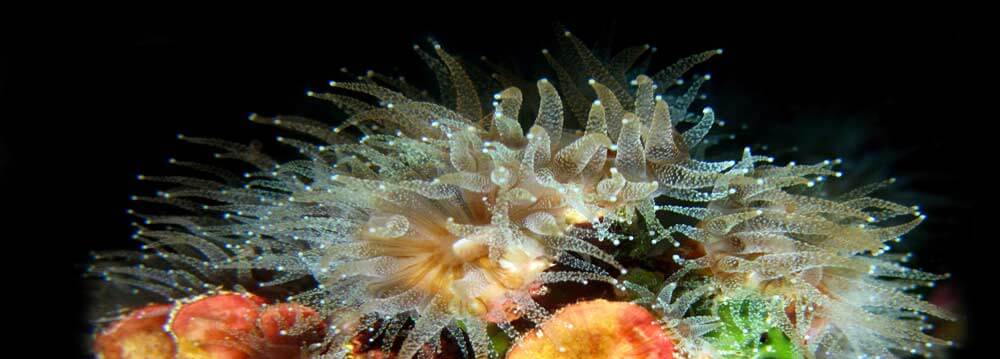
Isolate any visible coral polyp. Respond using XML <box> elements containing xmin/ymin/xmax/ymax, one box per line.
<box><xmin>238</xmin><ymin>37</ymin><xmax>732</xmax><ymax>357</ymax></box>
<box><xmin>668</xmin><ymin>153</ymin><xmax>953</xmax><ymax>357</ymax></box>
<box><xmin>86</xmin><ymin>28</ymin><xmax>957</xmax><ymax>359</ymax></box>
<box><xmin>91</xmin><ymin>32</ymin><xmax>729</xmax><ymax>358</ymax></box>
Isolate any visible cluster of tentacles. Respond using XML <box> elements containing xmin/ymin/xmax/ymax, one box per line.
<box><xmin>89</xmin><ymin>29</ymin><xmax>953</xmax><ymax>359</ymax></box>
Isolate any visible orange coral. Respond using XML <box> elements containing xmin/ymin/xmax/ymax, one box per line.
<box><xmin>94</xmin><ymin>303</ymin><xmax>176</xmax><ymax>359</ymax></box>
<box><xmin>507</xmin><ymin>299</ymin><xmax>674</xmax><ymax>359</ymax></box>
<box><xmin>94</xmin><ymin>293</ymin><xmax>326</xmax><ymax>359</ymax></box>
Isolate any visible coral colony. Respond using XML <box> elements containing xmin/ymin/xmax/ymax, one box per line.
<box><xmin>89</xmin><ymin>29</ymin><xmax>955</xmax><ymax>359</ymax></box>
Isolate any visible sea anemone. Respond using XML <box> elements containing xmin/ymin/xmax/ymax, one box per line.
<box><xmin>666</xmin><ymin>151</ymin><xmax>954</xmax><ymax>358</ymax></box>
<box><xmin>89</xmin><ymin>30</ymin><xmax>733</xmax><ymax>359</ymax></box>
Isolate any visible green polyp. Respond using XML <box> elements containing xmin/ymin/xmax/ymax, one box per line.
<box><xmin>706</xmin><ymin>295</ymin><xmax>803</xmax><ymax>359</ymax></box>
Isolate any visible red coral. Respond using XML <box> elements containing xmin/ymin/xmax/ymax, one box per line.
<box><xmin>94</xmin><ymin>293</ymin><xmax>326</xmax><ymax>359</ymax></box>
<box><xmin>168</xmin><ymin>292</ymin><xmax>268</xmax><ymax>359</ymax></box>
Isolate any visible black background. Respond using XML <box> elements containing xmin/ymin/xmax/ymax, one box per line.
<box><xmin>2</xmin><ymin>9</ymin><xmax>990</xmax><ymax>357</ymax></box>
